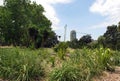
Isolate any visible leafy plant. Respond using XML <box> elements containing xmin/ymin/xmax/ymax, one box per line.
<box><xmin>54</xmin><ymin>42</ymin><xmax>68</xmax><ymax>60</ymax></box>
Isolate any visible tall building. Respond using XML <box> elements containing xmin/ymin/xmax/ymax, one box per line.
<box><xmin>70</xmin><ymin>30</ymin><xmax>76</xmax><ymax>41</ymax></box>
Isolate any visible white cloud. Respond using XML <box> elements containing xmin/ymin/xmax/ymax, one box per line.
<box><xmin>0</xmin><ymin>0</ymin><xmax>3</xmax><ymax>6</ymax></box>
<box><xmin>90</xmin><ymin>0</ymin><xmax>120</xmax><ymax>29</ymax></box>
<box><xmin>31</xmin><ymin>0</ymin><xmax>72</xmax><ymax>30</ymax></box>
<box><xmin>90</xmin><ymin>21</ymin><xmax>113</xmax><ymax>29</ymax></box>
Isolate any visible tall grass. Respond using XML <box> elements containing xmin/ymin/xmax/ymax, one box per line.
<box><xmin>50</xmin><ymin>47</ymin><xmax>119</xmax><ymax>81</ymax></box>
<box><xmin>112</xmin><ymin>51</ymin><xmax>120</xmax><ymax>66</ymax></box>
<box><xmin>0</xmin><ymin>47</ymin><xmax>120</xmax><ymax>81</ymax></box>
<box><xmin>49</xmin><ymin>63</ymin><xmax>85</xmax><ymax>81</ymax></box>
<box><xmin>0</xmin><ymin>48</ymin><xmax>45</xmax><ymax>81</ymax></box>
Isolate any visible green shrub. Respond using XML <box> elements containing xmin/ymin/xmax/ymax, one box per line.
<box><xmin>113</xmin><ymin>51</ymin><xmax>120</xmax><ymax>66</ymax></box>
<box><xmin>49</xmin><ymin>63</ymin><xmax>89</xmax><ymax>81</ymax></box>
<box><xmin>54</xmin><ymin>42</ymin><xmax>68</xmax><ymax>60</ymax></box>
<box><xmin>95</xmin><ymin>48</ymin><xmax>115</xmax><ymax>71</ymax></box>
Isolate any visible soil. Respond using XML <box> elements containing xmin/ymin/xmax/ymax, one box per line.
<box><xmin>0</xmin><ymin>67</ymin><xmax>120</xmax><ymax>81</ymax></box>
<box><xmin>93</xmin><ymin>66</ymin><xmax>120</xmax><ymax>81</ymax></box>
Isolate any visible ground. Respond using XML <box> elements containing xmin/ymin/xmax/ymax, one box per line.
<box><xmin>93</xmin><ymin>66</ymin><xmax>120</xmax><ymax>81</ymax></box>
<box><xmin>1</xmin><ymin>67</ymin><xmax>120</xmax><ymax>81</ymax></box>
<box><xmin>0</xmin><ymin>46</ymin><xmax>120</xmax><ymax>81</ymax></box>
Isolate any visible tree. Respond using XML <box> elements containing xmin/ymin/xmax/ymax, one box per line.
<box><xmin>101</xmin><ymin>23</ymin><xmax>120</xmax><ymax>50</ymax></box>
<box><xmin>118</xmin><ymin>22</ymin><xmax>120</xmax><ymax>32</ymax></box>
<box><xmin>97</xmin><ymin>36</ymin><xmax>105</xmax><ymax>47</ymax></box>
<box><xmin>0</xmin><ymin>6</ymin><xmax>13</xmax><ymax>45</ymax></box>
<box><xmin>68</xmin><ymin>39</ymin><xmax>79</xmax><ymax>49</ymax></box>
<box><xmin>0</xmin><ymin>0</ymin><xmax>58</xmax><ymax>48</ymax></box>
<box><xmin>79</xmin><ymin>34</ymin><xmax>92</xmax><ymax>47</ymax></box>
<box><xmin>103</xmin><ymin>25</ymin><xmax>118</xmax><ymax>49</ymax></box>
<box><xmin>3</xmin><ymin>0</ymin><xmax>31</xmax><ymax>45</ymax></box>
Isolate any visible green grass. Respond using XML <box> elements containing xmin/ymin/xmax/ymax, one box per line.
<box><xmin>0</xmin><ymin>47</ymin><xmax>47</xmax><ymax>81</ymax></box>
<box><xmin>0</xmin><ymin>47</ymin><xmax>120</xmax><ymax>81</ymax></box>
<box><xmin>50</xmin><ymin>48</ymin><xmax>120</xmax><ymax>81</ymax></box>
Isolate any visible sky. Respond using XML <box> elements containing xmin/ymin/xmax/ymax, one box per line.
<box><xmin>0</xmin><ymin>0</ymin><xmax>120</xmax><ymax>41</ymax></box>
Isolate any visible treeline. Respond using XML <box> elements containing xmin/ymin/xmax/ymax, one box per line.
<box><xmin>68</xmin><ymin>22</ymin><xmax>120</xmax><ymax>50</ymax></box>
<box><xmin>0</xmin><ymin>0</ymin><xmax>58</xmax><ymax>48</ymax></box>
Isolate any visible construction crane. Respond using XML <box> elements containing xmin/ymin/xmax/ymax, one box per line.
<box><xmin>76</xmin><ymin>32</ymin><xmax>91</xmax><ymax>36</ymax></box>
<box><xmin>64</xmin><ymin>24</ymin><xmax>67</xmax><ymax>42</ymax></box>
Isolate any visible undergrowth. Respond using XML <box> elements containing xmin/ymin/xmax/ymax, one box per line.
<box><xmin>0</xmin><ymin>47</ymin><xmax>120</xmax><ymax>81</ymax></box>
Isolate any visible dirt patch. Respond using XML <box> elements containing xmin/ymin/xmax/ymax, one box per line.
<box><xmin>0</xmin><ymin>46</ymin><xmax>13</xmax><ymax>48</ymax></box>
<box><xmin>93</xmin><ymin>66</ymin><xmax>120</xmax><ymax>81</ymax></box>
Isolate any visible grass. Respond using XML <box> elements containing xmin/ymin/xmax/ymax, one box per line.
<box><xmin>50</xmin><ymin>48</ymin><xmax>120</xmax><ymax>81</ymax></box>
<box><xmin>0</xmin><ymin>47</ymin><xmax>120</xmax><ymax>81</ymax></box>
<box><xmin>0</xmin><ymin>47</ymin><xmax>48</xmax><ymax>81</ymax></box>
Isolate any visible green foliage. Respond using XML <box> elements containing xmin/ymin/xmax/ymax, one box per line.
<box><xmin>95</xmin><ymin>48</ymin><xmax>115</xmax><ymax>71</ymax></box>
<box><xmin>103</xmin><ymin>25</ymin><xmax>118</xmax><ymax>49</ymax></box>
<box><xmin>118</xmin><ymin>22</ymin><xmax>120</xmax><ymax>32</ymax></box>
<box><xmin>49</xmin><ymin>56</ymin><xmax>55</xmax><ymax>67</ymax></box>
<box><xmin>112</xmin><ymin>51</ymin><xmax>120</xmax><ymax>66</ymax></box>
<box><xmin>70</xmin><ymin>49</ymin><xmax>102</xmax><ymax>79</ymax></box>
<box><xmin>68</xmin><ymin>39</ymin><xmax>80</xmax><ymax>49</ymax></box>
<box><xmin>0</xmin><ymin>47</ymin><xmax>120</xmax><ymax>81</ymax></box>
<box><xmin>0</xmin><ymin>48</ymin><xmax>45</xmax><ymax>81</ymax></box>
<box><xmin>54</xmin><ymin>42</ymin><xmax>68</xmax><ymax>60</ymax></box>
<box><xmin>50</xmin><ymin>47</ymin><xmax>119</xmax><ymax>81</ymax></box>
<box><xmin>77</xmin><ymin>35</ymin><xmax>93</xmax><ymax>48</ymax></box>
<box><xmin>50</xmin><ymin>49</ymin><xmax>95</xmax><ymax>81</ymax></box>
<box><xmin>87</xmin><ymin>41</ymin><xmax>98</xmax><ymax>49</ymax></box>
<box><xmin>0</xmin><ymin>0</ymin><xmax>58</xmax><ymax>48</ymax></box>
<box><xmin>49</xmin><ymin>63</ymin><xmax>84</xmax><ymax>81</ymax></box>
<box><xmin>97</xmin><ymin>36</ymin><xmax>105</xmax><ymax>47</ymax></box>
<box><xmin>100</xmin><ymin>24</ymin><xmax>120</xmax><ymax>50</ymax></box>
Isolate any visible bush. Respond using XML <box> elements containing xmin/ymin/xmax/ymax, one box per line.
<box><xmin>49</xmin><ymin>63</ymin><xmax>88</xmax><ymax>81</ymax></box>
<box><xmin>54</xmin><ymin>42</ymin><xmax>68</xmax><ymax>60</ymax></box>
<box><xmin>113</xmin><ymin>51</ymin><xmax>120</xmax><ymax>66</ymax></box>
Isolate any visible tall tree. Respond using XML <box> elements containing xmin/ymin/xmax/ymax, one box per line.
<box><xmin>103</xmin><ymin>25</ymin><xmax>118</xmax><ymax>49</ymax></box>
<box><xmin>97</xmin><ymin>35</ymin><xmax>105</xmax><ymax>47</ymax></box>
<box><xmin>102</xmin><ymin>23</ymin><xmax>120</xmax><ymax>50</ymax></box>
<box><xmin>79</xmin><ymin>34</ymin><xmax>92</xmax><ymax>48</ymax></box>
<box><xmin>0</xmin><ymin>0</ymin><xmax>58</xmax><ymax>47</ymax></box>
<box><xmin>118</xmin><ymin>22</ymin><xmax>120</xmax><ymax>32</ymax></box>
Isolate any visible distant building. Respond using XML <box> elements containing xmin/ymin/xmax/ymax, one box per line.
<box><xmin>70</xmin><ymin>30</ymin><xmax>76</xmax><ymax>41</ymax></box>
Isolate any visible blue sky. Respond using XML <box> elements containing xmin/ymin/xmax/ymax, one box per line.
<box><xmin>0</xmin><ymin>0</ymin><xmax>120</xmax><ymax>41</ymax></box>
<box><xmin>53</xmin><ymin>0</ymin><xmax>106</xmax><ymax>40</ymax></box>
<box><xmin>50</xmin><ymin>0</ymin><xmax>120</xmax><ymax>41</ymax></box>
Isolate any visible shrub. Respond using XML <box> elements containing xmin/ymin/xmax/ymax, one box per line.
<box><xmin>49</xmin><ymin>63</ymin><xmax>88</xmax><ymax>81</ymax></box>
<box><xmin>112</xmin><ymin>51</ymin><xmax>120</xmax><ymax>66</ymax></box>
<box><xmin>54</xmin><ymin>42</ymin><xmax>68</xmax><ymax>60</ymax></box>
<box><xmin>95</xmin><ymin>48</ymin><xmax>115</xmax><ymax>71</ymax></box>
